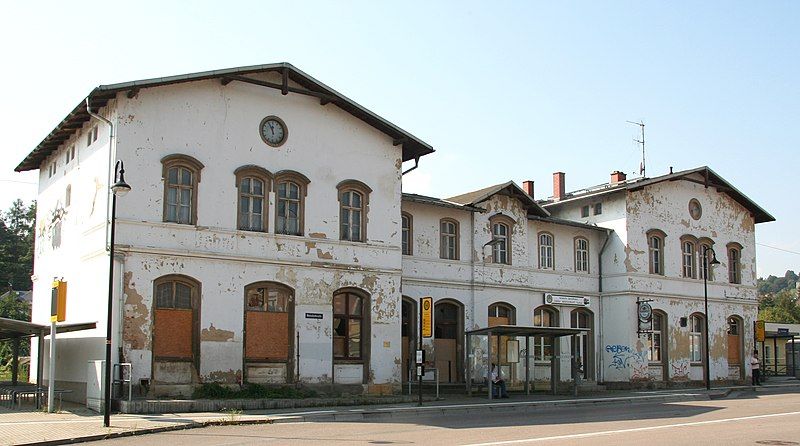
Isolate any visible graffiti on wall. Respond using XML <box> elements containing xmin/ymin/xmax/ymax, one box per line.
<box><xmin>671</xmin><ymin>359</ymin><xmax>690</xmax><ymax>380</ymax></box>
<box><xmin>606</xmin><ymin>344</ymin><xmax>649</xmax><ymax>379</ymax></box>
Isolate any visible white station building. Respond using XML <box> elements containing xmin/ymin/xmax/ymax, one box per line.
<box><xmin>16</xmin><ymin>64</ymin><xmax>774</xmax><ymax>402</ymax></box>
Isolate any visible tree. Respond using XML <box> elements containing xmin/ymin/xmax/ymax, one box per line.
<box><xmin>0</xmin><ymin>200</ymin><xmax>35</xmax><ymax>290</ymax></box>
<box><xmin>758</xmin><ymin>289</ymin><xmax>800</xmax><ymax>323</ymax></box>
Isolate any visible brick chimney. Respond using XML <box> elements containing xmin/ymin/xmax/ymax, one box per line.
<box><xmin>553</xmin><ymin>172</ymin><xmax>565</xmax><ymax>200</ymax></box>
<box><xmin>610</xmin><ymin>171</ymin><xmax>627</xmax><ymax>183</ymax></box>
<box><xmin>522</xmin><ymin>180</ymin><xmax>535</xmax><ymax>198</ymax></box>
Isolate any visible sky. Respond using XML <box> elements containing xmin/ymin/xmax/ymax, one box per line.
<box><xmin>1</xmin><ymin>1</ymin><xmax>798</xmax><ymax>278</ymax></box>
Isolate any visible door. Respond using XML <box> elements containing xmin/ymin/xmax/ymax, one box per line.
<box><xmin>401</xmin><ymin>298</ymin><xmax>416</xmax><ymax>382</ymax></box>
<box><xmin>727</xmin><ymin>317</ymin><xmax>742</xmax><ymax>379</ymax></box>
<box><xmin>244</xmin><ymin>283</ymin><xmax>293</xmax><ymax>383</ymax></box>
<box><xmin>434</xmin><ymin>301</ymin><xmax>462</xmax><ymax>383</ymax></box>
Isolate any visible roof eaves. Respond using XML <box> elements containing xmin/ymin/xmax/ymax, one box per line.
<box><xmin>527</xmin><ymin>215</ymin><xmax>610</xmax><ymax>232</ymax></box>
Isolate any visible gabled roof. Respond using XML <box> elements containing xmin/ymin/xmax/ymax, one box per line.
<box><xmin>402</xmin><ymin>193</ymin><xmax>481</xmax><ymax>211</ymax></box>
<box><xmin>446</xmin><ymin>181</ymin><xmax>549</xmax><ymax>217</ymax></box>
<box><xmin>16</xmin><ymin>63</ymin><xmax>434</xmax><ymax>172</ymax></box>
<box><xmin>542</xmin><ymin>166</ymin><xmax>775</xmax><ymax>224</ymax></box>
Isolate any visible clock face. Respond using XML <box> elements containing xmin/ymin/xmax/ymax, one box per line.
<box><xmin>689</xmin><ymin>199</ymin><xmax>702</xmax><ymax>220</ymax></box>
<box><xmin>259</xmin><ymin>116</ymin><xmax>287</xmax><ymax>147</ymax></box>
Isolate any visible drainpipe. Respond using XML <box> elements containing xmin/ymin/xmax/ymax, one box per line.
<box><xmin>597</xmin><ymin>228</ymin><xmax>612</xmax><ymax>382</ymax></box>
<box><xmin>85</xmin><ymin>97</ymin><xmax>115</xmax><ymax>251</ymax></box>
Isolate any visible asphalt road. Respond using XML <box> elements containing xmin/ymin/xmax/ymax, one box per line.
<box><xmin>89</xmin><ymin>389</ymin><xmax>800</xmax><ymax>445</ymax></box>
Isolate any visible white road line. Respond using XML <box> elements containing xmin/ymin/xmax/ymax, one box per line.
<box><xmin>461</xmin><ymin>410</ymin><xmax>800</xmax><ymax>446</ymax></box>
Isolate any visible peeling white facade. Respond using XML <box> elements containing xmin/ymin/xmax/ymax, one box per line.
<box><xmin>20</xmin><ymin>65</ymin><xmax>773</xmax><ymax>404</ymax></box>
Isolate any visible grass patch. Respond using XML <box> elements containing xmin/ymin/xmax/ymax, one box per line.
<box><xmin>193</xmin><ymin>383</ymin><xmax>317</xmax><ymax>400</ymax></box>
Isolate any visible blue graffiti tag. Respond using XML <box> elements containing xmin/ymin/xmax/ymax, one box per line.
<box><xmin>605</xmin><ymin>344</ymin><xmax>647</xmax><ymax>370</ymax></box>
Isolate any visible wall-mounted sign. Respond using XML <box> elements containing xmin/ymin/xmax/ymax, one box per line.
<box><xmin>305</xmin><ymin>313</ymin><xmax>323</xmax><ymax>320</ymax></box>
<box><xmin>638</xmin><ymin>302</ymin><xmax>653</xmax><ymax>323</ymax></box>
<box><xmin>778</xmin><ymin>328</ymin><xmax>790</xmax><ymax>335</ymax></box>
<box><xmin>545</xmin><ymin>293</ymin><xmax>589</xmax><ymax>307</ymax></box>
<box><xmin>421</xmin><ymin>297</ymin><xmax>433</xmax><ymax>338</ymax></box>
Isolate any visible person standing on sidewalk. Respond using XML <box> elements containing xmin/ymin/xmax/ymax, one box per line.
<box><xmin>751</xmin><ymin>349</ymin><xmax>762</xmax><ymax>386</ymax></box>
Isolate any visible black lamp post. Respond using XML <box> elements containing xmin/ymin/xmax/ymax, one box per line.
<box><xmin>702</xmin><ymin>246</ymin><xmax>721</xmax><ymax>391</ymax></box>
<box><xmin>104</xmin><ymin>161</ymin><xmax>131</xmax><ymax>427</ymax></box>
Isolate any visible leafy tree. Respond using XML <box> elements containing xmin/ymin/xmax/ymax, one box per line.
<box><xmin>0</xmin><ymin>291</ymin><xmax>31</xmax><ymax>369</ymax></box>
<box><xmin>759</xmin><ymin>288</ymin><xmax>800</xmax><ymax>323</ymax></box>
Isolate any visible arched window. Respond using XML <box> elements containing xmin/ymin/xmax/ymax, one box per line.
<box><xmin>571</xmin><ymin>308</ymin><xmax>593</xmax><ymax>379</ymax></box>
<box><xmin>538</xmin><ymin>232</ymin><xmax>554</xmax><ymax>269</ymax></box>
<box><xmin>440</xmin><ymin>218</ymin><xmax>459</xmax><ymax>260</ymax></box>
<box><xmin>574</xmin><ymin>237</ymin><xmax>589</xmax><ymax>273</ymax></box>
<box><xmin>689</xmin><ymin>313</ymin><xmax>704</xmax><ymax>362</ymax></box>
<box><xmin>275</xmin><ymin>170</ymin><xmax>310</xmax><ymax>236</ymax></box>
<box><xmin>235</xmin><ymin>166</ymin><xmax>272</xmax><ymax>232</ymax></box>
<box><xmin>244</xmin><ymin>282</ymin><xmax>293</xmax><ymax>371</ymax></box>
<box><xmin>698</xmin><ymin>238</ymin><xmax>715</xmax><ymax>280</ymax></box>
<box><xmin>727</xmin><ymin>242</ymin><xmax>742</xmax><ymax>284</ymax></box>
<box><xmin>648</xmin><ymin>311</ymin><xmax>666</xmax><ymax>362</ymax></box>
<box><xmin>680</xmin><ymin>235</ymin><xmax>698</xmax><ymax>279</ymax></box>
<box><xmin>488</xmin><ymin>303</ymin><xmax>515</xmax><ymax>325</ymax></box>
<box><xmin>162</xmin><ymin>154</ymin><xmax>204</xmax><ymax>225</ymax></box>
<box><xmin>647</xmin><ymin>229</ymin><xmax>666</xmax><ymax>275</ymax></box>
<box><xmin>333</xmin><ymin>289</ymin><xmax>368</xmax><ymax>360</ymax></box>
<box><xmin>490</xmin><ymin>214</ymin><xmax>514</xmax><ymax>265</ymax></box>
<box><xmin>153</xmin><ymin>275</ymin><xmax>200</xmax><ymax>361</ymax></box>
<box><xmin>338</xmin><ymin>180</ymin><xmax>371</xmax><ymax>242</ymax></box>
<box><xmin>401</xmin><ymin>212</ymin><xmax>413</xmax><ymax>255</ymax></box>
<box><xmin>533</xmin><ymin>305</ymin><xmax>558</xmax><ymax>360</ymax></box>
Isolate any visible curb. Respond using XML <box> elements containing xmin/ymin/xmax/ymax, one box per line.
<box><xmin>13</xmin><ymin>391</ymin><xmax>719</xmax><ymax>445</ymax></box>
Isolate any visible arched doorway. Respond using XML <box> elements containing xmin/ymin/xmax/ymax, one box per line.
<box><xmin>152</xmin><ymin>275</ymin><xmax>201</xmax><ymax>386</ymax></box>
<box><xmin>570</xmin><ymin>308</ymin><xmax>594</xmax><ymax>380</ymax></box>
<box><xmin>489</xmin><ymin>303</ymin><xmax>517</xmax><ymax>382</ymax></box>
<box><xmin>533</xmin><ymin>305</ymin><xmax>559</xmax><ymax>383</ymax></box>
<box><xmin>401</xmin><ymin>297</ymin><xmax>417</xmax><ymax>383</ymax></box>
<box><xmin>728</xmin><ymin>315</ymin><xmax>744</xmax><ymax>381</ymax></box>
<box><xmin>434</xmin><ymin>300</ymin><xmax>464</xmax><ymax>383</ymax></box>
<box><xmin>243</xmin><ymin>282</ymin><xmax>295</xmax><ymax>384</ymax></box>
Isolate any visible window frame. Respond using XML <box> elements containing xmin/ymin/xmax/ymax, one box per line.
<box><xmin>680</xmin><ymin>235</ymin><xmax>698</xmax><ymax>279</ymax></box>
<box><xmin>439</xmin><ymin>218</ymin><xmax>460</xmax><ymax>260</ymax></box>
<box><xmin>574</xmin><ymin>236</ymin><xmax>589</xmax><ymax>273</ymax></box>
<box><xmin>581</xmin><ymin>205</ymin><xmax>589</xmax><ymax>218</ymax></box>
<box><xmin>698</xmin><ymin>238</ymin><xmax>715</xmax><ymax>281</ymax></box>
<box><xmin>234</xmin><ymin>165</ymin><xmax>272</xmax><ymax>233</ymax></box>
<box><xmin>152</xmin><ymin>274</ymin><xmax>201</xmax><ymax>364</ymax></box>
<box><xmin>274</xmin><ymin>170</ymin><xmax>311</xmax><ymax>236</ymax></box>
<box><xmin>648</xmin><ymin>310</ymin><xmax>665</xmax><ymax>363</ymax></box>
<box><xmin>689</xmin><ymin>313</ymin><xmax>704</xmax><ymax>363</ymax></box>
<box><xmin>533</xmin><ymin>305</ymin><xmax>559</xmax><ymax>361</ymax></box>
<box><xmin>593</xmin><ymin>202</ymin><xmax>602</xmax><ymax>215</ymax></box>
<box><xmin>161</xmin><ymin>154</ymin><xmax>204</xmax><ymax>225</ymax></box>
<box><xmin>727</xmin><ymin>242</ymin><xmax>743</xmax><ymax>284</ymax></box>
<box><xmin>647</xmin><ymin>229</ymin><xmax>667</xmax><ymax>275</ymax></box>
<box><xmin>538</xmin><ymin>231</ymin><xmax>555</xmax><ymax>270</ymax></box>
<box><xmin>333</xmin><ymin>289</ymin><xmax>369</xmax><ymax>362</ymax></box>
<box><xmin>337</xmin><ymin>180</ymin><xmax>371</xmax><ymax>242</ymax></box>
<box><xmin>401</xmin><ymin>212</ymin><xmax>413</xmax><ymax>255</ymax></box>
<box><xmin>489</xmin><ymin>214</ymin><xmax>515</xmax><ymax>265</ymax></box>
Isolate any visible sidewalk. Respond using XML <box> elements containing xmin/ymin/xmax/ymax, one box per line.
<box><xmin>1</xmin><ymin>382</ymin><xmax>799</xmax><ymax>446</ymax></box>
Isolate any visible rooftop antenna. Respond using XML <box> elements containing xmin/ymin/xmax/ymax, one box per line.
<box><xmin>626</xmin><ymin>120</ymin><xmax>645</xmax><ymax>177</ymax></box>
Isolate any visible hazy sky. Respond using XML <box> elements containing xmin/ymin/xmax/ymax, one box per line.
<box><xmin>1</xmin><ymin>1</ymin><xmax>797</xmax><ymax>277</ymax></box>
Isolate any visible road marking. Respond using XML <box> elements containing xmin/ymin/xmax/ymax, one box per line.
<box><xmin>462</xmin><ymin>410</ymin><xmax>800</xmax><ymax>445</ymax></box>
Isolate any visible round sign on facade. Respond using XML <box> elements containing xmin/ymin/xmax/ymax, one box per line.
<box><xmin>638</xmin><ymin>302</ymin><xmax>653</xmax><ymax>323</ymax></box>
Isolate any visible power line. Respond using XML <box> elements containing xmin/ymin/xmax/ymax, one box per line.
<box><xmin>757</xmin><ymin>243</ymin><xmax>800</xmax><ymax>256</ymax></box>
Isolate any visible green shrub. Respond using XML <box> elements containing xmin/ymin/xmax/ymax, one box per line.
<box><xmin>193</xmin><ymin>383</ymin><xmax>317</xmax><ymax>399</ymax></box>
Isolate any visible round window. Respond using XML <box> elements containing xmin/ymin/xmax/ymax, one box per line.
<box><xmin>689</xmin><ymin>199</ymin><xmax>702</xmax><ymax>220</ymax></box>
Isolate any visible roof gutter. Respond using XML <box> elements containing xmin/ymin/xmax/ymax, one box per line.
<box><xmin>86</xmin><ymin>96</ymin><xmax>115</xmax><ymax>251</ymax></box>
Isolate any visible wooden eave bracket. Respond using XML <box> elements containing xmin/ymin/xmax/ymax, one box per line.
<box><xmin>393</xmin><ymin>137</ymin><xmax>407</xmax><ymax>146</ymax></box>
<box><xmin>224</xmin><ymin>75</ymin><xmax>338</xmax><ymax>105</ymax></box>
<box><xmin>126</xmin><ymin>88</ymin><xmax>140</xmax><ymax>99</ymax></box>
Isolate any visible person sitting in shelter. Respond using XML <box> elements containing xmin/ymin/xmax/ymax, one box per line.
<box><xmin>490</xmin><ymin>362</ymin><xmax>509</xmax><ymax>398</ymax></box>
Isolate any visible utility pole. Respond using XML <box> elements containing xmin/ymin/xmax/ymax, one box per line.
<box><xmin>626</xmin><ymin>120</ymin><xmax>646</xmax><ymax>177</ymax></box>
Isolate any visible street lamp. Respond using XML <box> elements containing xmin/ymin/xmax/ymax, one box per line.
<box><xmin>702</xmin><ymin>246</ymin><xmax>721</xmax><ymax>391</ymax></box>
<box><xmin>104</xmin><ymin>160</ymin><xmax>130</xmax><ymax>427</ymax></box>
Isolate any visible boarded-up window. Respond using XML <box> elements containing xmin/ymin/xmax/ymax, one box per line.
<box><xmin>153</xmin><ymin>277</ymin><xmax>197</xmax><ymax>360</ymax></box>
<box><xmin>245</xmin><ymin>283</ymin><xmax>292</xmax><ymax>361</ymax></box>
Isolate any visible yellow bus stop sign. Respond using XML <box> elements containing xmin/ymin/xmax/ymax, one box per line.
<box><xmin>755</xmin><ymin>320</ymin><xmax>765</xmax><ymax>342</ymax></box>
<box><xmin>421</xmin><ymin>297</ymin><xmax>433</xmax><ymax>338</ymax></box>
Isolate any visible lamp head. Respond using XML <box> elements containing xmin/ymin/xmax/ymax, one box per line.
<box><xmin>111</xmin><ymin>160</ymin><xmax>131</xmax><ymax>197</ymax></box>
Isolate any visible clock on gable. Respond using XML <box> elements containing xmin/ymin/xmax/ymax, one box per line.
<box><xmin>259</xmin><ymin>116</ymin><xmax>287</xmax><ymax>147</ymax></box>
